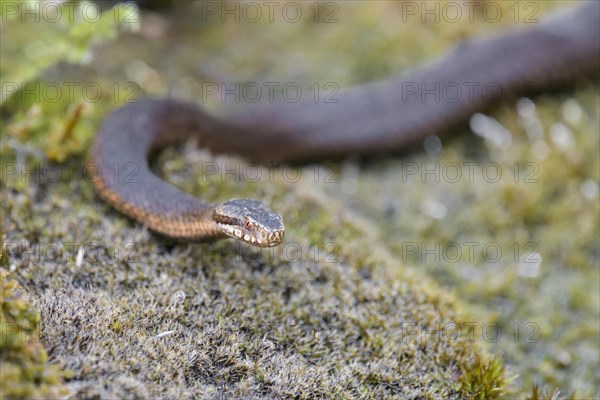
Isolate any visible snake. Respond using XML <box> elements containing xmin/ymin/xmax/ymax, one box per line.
<box><xmin>91</xmin><ymin>2</ymin><xmax>599</xmax><ymax>247</ymax></box>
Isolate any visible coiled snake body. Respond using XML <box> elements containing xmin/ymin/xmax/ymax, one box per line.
<box><xmin>92</xmin><ymin>3</ymin><xmax>599</xmax><ymax>247</ymax></box>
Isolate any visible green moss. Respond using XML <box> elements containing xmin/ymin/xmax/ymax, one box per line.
<box><xmin>1</xmin><ymin>1</ymin><xmax>139</xmax><ymax>162</ymax></box>
<box><xmin>0</xmin><ymin>269</ymin><xmax>70</xmax><ymax>398</ymax></box>
<box><xmin>1</xmin><ymin>1</ymin><xmax>139</xmax><ymax>101</ymax></box>
<box><xmin>456</xmin><ymin>355</ymin><xmax>513</xmax><ymax>399</ymax></box>
<box><xmin>1</xmin><ymin>141</ymin><xmax>503</xmax><ymax>398</ymax></box>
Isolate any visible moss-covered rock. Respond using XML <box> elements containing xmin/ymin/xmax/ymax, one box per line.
<box><xmin>1</xmin><ymin>0</ymin><xmax>596</xmax><ymax>398</ymax></box>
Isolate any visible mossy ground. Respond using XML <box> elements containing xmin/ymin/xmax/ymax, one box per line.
<box><xmin>1</xmin><ymin>1</ymin><xmax>598</xmax><ymax>398</ymax></box>
<box><xmin>0</xmin><ymin>269</ymin><xmax>70</xmax><ymax>398</ymax></box>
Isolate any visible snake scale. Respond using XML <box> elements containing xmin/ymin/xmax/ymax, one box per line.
<box><xmin>92</xmin><ymin>2</ymin><xmax>599</xmax><ymax>247</ymax></box>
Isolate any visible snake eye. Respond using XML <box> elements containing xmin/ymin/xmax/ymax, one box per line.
<box><xmin>244</xmin><ymin>219</ymin><xmax>254</xmax><ymax>231</ymax></box>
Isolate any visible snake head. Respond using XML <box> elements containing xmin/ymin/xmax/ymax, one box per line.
<box><xmin>213</xmin><ymin>199</ymin><xmax>284</xmax><ymax>247</ymax></box>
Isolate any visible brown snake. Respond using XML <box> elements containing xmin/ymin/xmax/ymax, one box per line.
<box><xmin>91</xmin><ymin>3</ymin><xmax>599</xmax><ymax>247</ymax></box>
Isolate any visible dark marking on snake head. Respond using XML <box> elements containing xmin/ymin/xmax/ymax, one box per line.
<box><xmin>213</xmin><ymin>199</ymin><xmax>284</xmax><ymax>247</ymax></box>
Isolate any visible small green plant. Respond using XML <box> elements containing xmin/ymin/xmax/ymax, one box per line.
<box><xmin>457</xmin><ymin>355</ymin><xmax>512</xmax><ymax>399</ymax></box>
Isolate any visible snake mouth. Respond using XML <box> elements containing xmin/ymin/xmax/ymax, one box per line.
<box><xmin>216</xmin><ymin>222</ymin><xmax>284</xmax><ymax>247</ymax></box>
